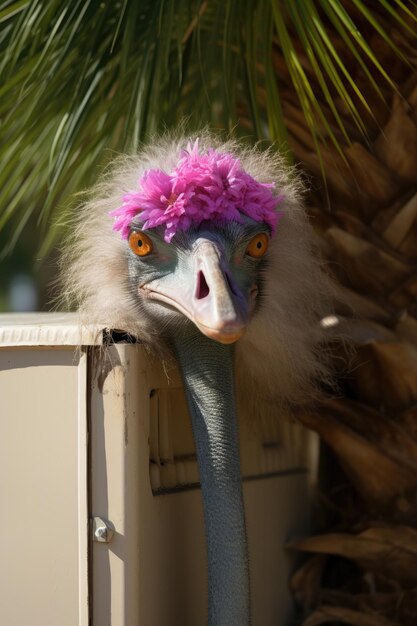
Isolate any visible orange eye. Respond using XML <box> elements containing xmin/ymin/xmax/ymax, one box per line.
<box><xmin>246</xmin><ymin>233</ymin><xmax>269</xmax><ymax>258</ymax></box>
<box><xmin>128</xmin><ymin>231</ymin><xmax>153</xmax><ymax>256</ymax></box>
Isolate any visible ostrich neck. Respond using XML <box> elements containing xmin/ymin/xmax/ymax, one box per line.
<box><xmin>171</xmin><ymin>328</ymin><xmax>251</xmax><ymax>626</ymax></box>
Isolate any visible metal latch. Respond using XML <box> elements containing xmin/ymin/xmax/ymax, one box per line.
<box><xmin>91</xmin><ymin>516</ymin><xmax>115</xmax><ymax>543</ymax></box>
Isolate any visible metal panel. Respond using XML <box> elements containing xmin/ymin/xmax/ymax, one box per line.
<box><xmin>0</xmin><ymin>313</ymin><xmax>317</xmax><ymax>626</ymax></box>
<box><xmin>0</xmin><ymin>347</ymin><xmax>89</xmax><ymax>626</ymax></box>
<box><xmin>149</xmin><ymin>384</ymin><xmax>316</xmax><ymax>491</ymax></box>
<box><xmin>90</xmin><ymin>343</ymin><xmax>314</xmax><ymax>626</ymax></box>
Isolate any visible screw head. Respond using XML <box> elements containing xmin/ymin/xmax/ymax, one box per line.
<box><xmin>92</xmin><ymin>516</ymin><xmax>114</xmax><ymax>543</ymax></box>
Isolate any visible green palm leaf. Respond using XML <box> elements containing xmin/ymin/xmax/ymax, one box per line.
<box><xmin>0</xmin><ymin>0</ymin><xmax>415</xmax><ymax>255</ymax></box>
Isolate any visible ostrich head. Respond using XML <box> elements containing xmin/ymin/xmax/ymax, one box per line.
<box><xmin>124</xmin><ymin>219</ymin><xmax>270</xmax><ymax>344</ymax></box>
<box><xmin>65</xmin><ymin>133</ymin><xmax>332</xmax><ymax>413</ymax></box>
<box><xmin>103</xmin><ymin>138</ymin><xmax>283</xmax><ymax>350</ymax></box>
<box><xmin>63</xmin><ymin>132</ymin><xmax>335</xmax><ymax>625</ymax></box>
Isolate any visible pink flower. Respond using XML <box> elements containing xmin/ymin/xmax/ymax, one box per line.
<box><xmin>109</xmin><ymin>140</ymin><xmax>285</xmax><ymax>242</ymax></box>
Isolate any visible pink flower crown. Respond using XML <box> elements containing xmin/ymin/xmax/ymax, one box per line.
<box><xmin>110</xmin><ymin>140</ymin><xmax>285</xmax><ymax>243</ymax></box>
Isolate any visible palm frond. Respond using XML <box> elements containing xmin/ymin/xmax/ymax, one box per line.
<box><xmin>0</xmin><ymin>0</ymin><xmax>415</xmax><ymax>253</ymax></box>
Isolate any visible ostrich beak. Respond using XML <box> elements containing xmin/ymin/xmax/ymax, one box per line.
<box><xmin>144</xmin><ymin>237</ymin><xmax>250</xmax><ymax>344</ymax></box>
<box><xmin>189</xmin><ymin>238</ymin><xmax>249</xmax><ymax>343</ymax></box>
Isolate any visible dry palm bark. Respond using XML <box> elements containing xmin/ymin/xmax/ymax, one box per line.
<box><xmin>272</xmin><ymin>6</ymin><xmax>417</xmax><ymax>626</ymax></box>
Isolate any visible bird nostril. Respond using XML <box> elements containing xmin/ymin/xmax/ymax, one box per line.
<box><xmin>196</xmin><ymin>270</ymin><xmax>210</xmax><ymax>299</ymax></box>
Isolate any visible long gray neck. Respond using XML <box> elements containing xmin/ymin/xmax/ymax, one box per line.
<box><xmin>171</xmin><ymin>329</ymin><xmax>251</xmax><ymax>626</ymax></box>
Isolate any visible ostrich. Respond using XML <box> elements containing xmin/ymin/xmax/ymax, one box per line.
<box><xmin>63</xmin><ymin>133</ymin><xmax>334</xmax><ymax>626</ymax></box>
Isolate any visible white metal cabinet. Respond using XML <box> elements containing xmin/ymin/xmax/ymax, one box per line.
<box><xmin>0</xmin><ymin>317</ymin><xmax>89</xmax><ymax>626</ymax></box>
<box><xmin>0</xmin><ymin>313</ymin><xmax>318</xmax><ymax>626</ymax></box>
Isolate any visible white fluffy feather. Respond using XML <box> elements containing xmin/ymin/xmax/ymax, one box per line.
<box><xmin>62</xmin><ymin>131</ymin><xmax>336</xmax><ymax>416</ymax></box>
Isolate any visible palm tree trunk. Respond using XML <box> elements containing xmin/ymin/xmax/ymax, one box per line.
<box><xmin>286</xmin><ymin>17</ymin><xmax>417</xmax><ymax>625</ymax></box>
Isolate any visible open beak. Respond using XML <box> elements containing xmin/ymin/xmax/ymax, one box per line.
<box><xmin>142</xmin><ymin>238</ymin><xmax>250</xmax><ymax>344</ymax></box>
